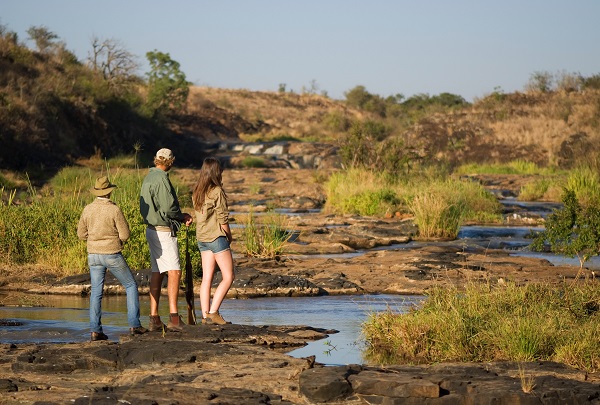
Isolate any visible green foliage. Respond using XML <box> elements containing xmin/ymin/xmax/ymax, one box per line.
<box><xmin>325</xmin><ymin>169</ymin><xmax>400</xmax><ymax>216</ymax></box>
<box><xmin>407</xmin><ymin>178</ymin><xmax>501</xmax><ymax>239</ymax></box>
<box><xmin>0</xmin><ymin>165</ymin><xmax>197</xmax><ymax>275</ymax></box>
<box><xmin>363</xmin><ymin>282</ymin><xmax>600</xmax><ymax>372</ymax></box>
<box><xmin>239</xmin><ymin>210</ymin><xmax>292</xmax><ymax>258</ymax></box>
<box><xmin>455</xmin><ymin>160</ymin><xmax>556</xmax><ymax>176</ymax></box>
<box><xmin>339</xmin><ymin>120</ymin><xmax>416</xmax><ymax>178</ymax></box>
<box><xmin>144</xmin><ymin>50</ymin><xmax>190</xmax><ymax>119</ymax></box>
<box><xmin>531</xmin><ymin>189</ymin><xmax>600</xmax><ymax>271</ymax></box>
<box><xmin>241</xmin><ymin>156</ymin><xmax>267</xmax><ymax>168</ymax></box>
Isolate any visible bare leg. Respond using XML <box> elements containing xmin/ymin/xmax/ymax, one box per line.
<box><xmin>149</xmin><ymin>271</ymin><xmax>164</xmax><ymax>316</ymax></box>
<box><xmin>209</xmin><ymin>250</ymin><xmax>235</xmax><ymax>313</ymax></box>
<box><xmin>167</xmin><ymin>270</ymin><xmax>181</xmax><ymax>315</ymax></box>
<box><xmin>200</xmin><ymin>250</ymin><xmax>216</xmax><ymax>317</ymax></box>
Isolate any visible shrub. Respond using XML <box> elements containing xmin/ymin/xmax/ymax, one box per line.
<box><xmin>363</xmin><ymin>282</ymin><xmax>600</xmax><ymax>372</ymax></box>
<box><xmin>325</xmin><ymin>169</ymin><xmax>400</xmax><ymax>216</ymax></box>
<box><xmin>239</xmin><ymin>210</ymin><xmax>292</xmax><ymax>258</ymax></box>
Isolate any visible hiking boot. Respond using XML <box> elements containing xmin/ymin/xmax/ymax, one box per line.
<box><xmin>166</xmin><ymin>315</ymin><xmax>185</xmax><ymax>332</ymax></box>
<box><xmin>91</xmin><ymin>332</ymin><xmax>108</xmax><ymax>341</ymax></box>
<box><xmin>204</xmin><ymin>311</ymin><xmax>231</xmax><ymax>325</ymax></box>
<box><xmin>148</xmin><ymin>315</ymin><xmax>166</xmax><ymax>332</ymax></box>
<box><xmin>130</xmin><ymin>326</ymin><xmax>148</xmax><ymax>336</ymax></box>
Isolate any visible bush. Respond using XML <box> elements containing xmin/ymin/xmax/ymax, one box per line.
<box><xmin>363</xmin><ymin>282</ymin><xmax>600</xmax><ymax>372</ymax></box>
<box><xmin>325</xmin><ymin>169</ymin><xmax>400</xmax><ymax>216</ymax></box>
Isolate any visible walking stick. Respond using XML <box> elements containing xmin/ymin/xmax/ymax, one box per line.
<box><xmin>184</xmin><ymin>227</ymin><xmax>197</xmax><ymax>325</ymax></box>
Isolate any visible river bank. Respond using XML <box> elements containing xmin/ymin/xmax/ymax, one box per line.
<box><xmin>2</xmin><ymin>170</ymin><xmax>600</xmax><ymax>403</ymax></box>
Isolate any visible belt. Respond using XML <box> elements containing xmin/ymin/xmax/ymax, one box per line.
<box><xmin>147</xmin><ymin>225</ymin><xmax>171</xmax><ymax>232</ymax></box>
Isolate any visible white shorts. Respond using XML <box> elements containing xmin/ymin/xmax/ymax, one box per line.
<box><xmin>145</xmin><ymin>228</ymin><xmax>181</xmax><ymax>273</ymax></box>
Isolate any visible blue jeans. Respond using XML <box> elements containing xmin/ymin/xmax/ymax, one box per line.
<box><xmin>88</xmin><ymin>253</ymin><xmax>141</xmax><ymax>333</ymax></box>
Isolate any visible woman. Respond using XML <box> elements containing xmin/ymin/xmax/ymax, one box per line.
<box><xmin>192</xmin><ymin>157</ymin><xmax>234</xmax><ymax>325</ymax></box>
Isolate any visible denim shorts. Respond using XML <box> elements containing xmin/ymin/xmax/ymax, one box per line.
<box><xmin>198</xmin><ymin>236</ymin><xmax>230</xmax><ymax>254</ymax></box>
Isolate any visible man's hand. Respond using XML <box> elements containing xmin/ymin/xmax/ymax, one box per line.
<box><xmin>183</xmin><ymin>213</ymin><xmax>193</xmax><ymax>226</ymax></box>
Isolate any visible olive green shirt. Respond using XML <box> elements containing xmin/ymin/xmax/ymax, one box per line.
<box><xmin>139</xmin><ymin>167</ymin><xmax>186</xmax><ymax>228</ymax></box>
<box><xmin>195</xmin><ymin>186</ymin><xmax>229</xmax><ymax>242</ymax></box>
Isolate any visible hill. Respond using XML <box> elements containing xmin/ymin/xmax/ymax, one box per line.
<box><xmin>2</xmin><ymin>27</ymin><xmax>600</xmax><ymax>180</ymax></box>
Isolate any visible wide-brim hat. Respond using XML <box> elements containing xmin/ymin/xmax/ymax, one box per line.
<box><xmin>90</xmin><ymin>176</ymin><xmax>117</xmax><ymax>196</ymax></box>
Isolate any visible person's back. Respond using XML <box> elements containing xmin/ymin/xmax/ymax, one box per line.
<box><xmin>77</xmin><ymin>176</ymin><xmax>147</xmax><ymax>341</ymax></box>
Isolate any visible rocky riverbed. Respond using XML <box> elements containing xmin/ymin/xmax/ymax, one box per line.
<box><xmin>1</xmin><ymin>169</ymin><xmax>600</xmax><ymax>404</ymax></box>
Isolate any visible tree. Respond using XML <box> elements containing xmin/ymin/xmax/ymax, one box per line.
<box><xmin>88</xmin><ymin>36</ymin><xmax>139</xmax><ymax>92</ymax></box>
<box><xmin>530</xmin><ymin>189</ymin><xmax>600</xmax><ymax>278</ymax></box>
<box><xmin>144</xmin><ymin>50</ymin><xmax>189</xmax><ymax>118</ymax></box>
<box><xmin>26</xmin><ymin>25</ymin><xmax>58</xmax><ymax>53</ymax></box>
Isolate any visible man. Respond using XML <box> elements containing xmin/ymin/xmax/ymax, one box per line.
<box><xmin>78</xmin><ymin>176</ymin><xmax>147</xmax><ymax>341</ymax></box>
<box><xmin>140</xmin><ymin>148</ymin><xmax>193</xmax><ymax>332</ymax></box>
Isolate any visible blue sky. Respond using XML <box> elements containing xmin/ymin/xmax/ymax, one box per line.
<box><xmin>2</xmin><ymin>0</ymin><xmax>599</xmax><ymax>101</ymax></box>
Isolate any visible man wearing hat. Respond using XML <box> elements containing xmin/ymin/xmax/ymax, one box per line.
<box><xmin>140</xmin><ymin>148</ymin><xmax>193</xmax><ymax>332</ymax></box>
<box><xmin>77</xmin><ymin>176</ymin><xmax>147</xmax><ymax>341</ymax></box>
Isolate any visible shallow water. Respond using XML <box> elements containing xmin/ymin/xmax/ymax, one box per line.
<box><xmin>3</xmin><ymin>199</ymin><xmax>589</xmax><ymax>365</ymax></box>
<box><xmin>0</xmin><ymin>293</ymin><xmax>422</xmax><ymax>366</ymax></box>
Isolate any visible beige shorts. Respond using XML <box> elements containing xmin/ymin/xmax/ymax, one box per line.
<box><xmin>145</xmin><ymin>227</ymin><xmax>181</xmax><ymax>273</ymax></box>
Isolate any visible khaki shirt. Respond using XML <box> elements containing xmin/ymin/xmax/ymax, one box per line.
<box><xmin>195</xmin><ymin>186</ymin><xmax>229</xmax><ymax>243</ymax></box>
<box><xmin>77</xmin><ymin>198</ymin><xmax>130</xmax><ymax>254</ymax></box>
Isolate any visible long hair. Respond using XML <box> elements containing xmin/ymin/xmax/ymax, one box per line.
<box><xmin>192</xmin><ymin>158</ymin><xmax>225</xmax><ymax>210</ymax></box>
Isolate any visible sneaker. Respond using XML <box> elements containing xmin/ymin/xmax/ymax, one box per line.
<box><xmin>130</xmin><ymin>326</ymin><xmax>148</xmax><ymax>336</ymax></box>
<box><xmin>91</xmin><ymin>332</ymin><xmax>108</xmax><ymax>341</ymax></box>
<box><xmin>204</xmin><ymin>311</ymin><xmax>231</xmax><ymax>325</ymax></box>
<box><xmin>148</xmin><ymin>316</ymin><xmax>166</xmax><ymax>332</ymax></box>
<box><xmin>166</xmin><ymin>315</ymin><xmax>186</xmax><ymax>332</ymax></box>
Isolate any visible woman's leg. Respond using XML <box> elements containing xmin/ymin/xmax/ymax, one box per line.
<box><xmin>208</xmin><ymin>249</ymin><xmax>235</xmax><ymax>314</ymax></box>
<box><xmin>88</xmin><ymin>254</ymin><xmax>106</xmax><ymax>333</ymax></box>
<box><xmin>107</xmin><ymin>253</ymin><xmax>141</xmax><ymax>328</ymax></box>
<box><xmin>199</xmin><ymin>250</ymin><xmax>216</xmax><ymax>318</ymax></box>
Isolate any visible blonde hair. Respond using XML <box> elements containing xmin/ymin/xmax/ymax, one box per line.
<box><xmin>154</xmin><ymin>156</ymin><xmax>174</xmax><ymax>168</ymax></box>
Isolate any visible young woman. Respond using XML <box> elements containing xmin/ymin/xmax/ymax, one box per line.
<box><xmin>192</xmin><ymin>157</ymin><xmax>234</xmax><ymax>324</ymax></box>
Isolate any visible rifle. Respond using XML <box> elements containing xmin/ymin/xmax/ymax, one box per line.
<box><xmin>184</xmin><ymin>227</ymin><xmax>197</xmax><ymax>325</ymax></box>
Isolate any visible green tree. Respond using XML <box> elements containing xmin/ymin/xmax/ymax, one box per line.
<box><xmin>530</xmin><ymin>189</ymin><xmax>600</xmax><ymax>277</ymax></box>
<box><xmin>144</xmin><ymin>50</ymin><xmax>189</xmax><ymax>118</ymax></box>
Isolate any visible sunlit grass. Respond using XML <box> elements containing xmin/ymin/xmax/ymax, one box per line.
<box><xmin>363</xmin><ymin>281</ymin><xmax>600</xmax><ymax>373</ymax></box>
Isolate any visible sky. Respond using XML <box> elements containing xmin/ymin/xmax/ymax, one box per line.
<box><xmin>1</xmin><ymin>0</ymin><xmax>599</xmax><ymax>102</ymax></box>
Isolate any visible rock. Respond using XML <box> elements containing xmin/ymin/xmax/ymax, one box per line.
<box><xmin>299</xmin><ymin>365</ymin><xmax>361</xmax><ymax>402</ymax></box>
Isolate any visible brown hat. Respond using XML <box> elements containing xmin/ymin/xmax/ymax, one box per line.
<box><xmin>90</xmin><ymin>176</ymin><xmax>117</xmax><ymax>196</ymax></box>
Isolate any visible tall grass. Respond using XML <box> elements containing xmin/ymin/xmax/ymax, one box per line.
<box><xmin>0</xmin><ymin>165</ymin><xmax>197</xmax><ymax>276</ymax></box>
<box><xmin>406</xmin><ymin>178</ymin><xmax>501</xmax><ymax>238</ymax></box>
<box><xmin>239</xmin><ymin>210</ymin><xmax>292</xmax><ymax>258</ymax></box>
<box><xmin>363</xmin><ymin>282</ymin><xmax>600</xmax><ymax>372</ymax></box>
<box><xmin>325</xmin><ymin>168</ymin><xmax>501</xmax><ymax>238</ymax></box>
<box><xmin>455</xmin><ymin>160</ymin><xmax>559</xmax><ymax>176</ymax></box>
<box><xmin>325</xmin><ymin>169</ymin><xmax>400</xmax><ymax>216</ymax></box>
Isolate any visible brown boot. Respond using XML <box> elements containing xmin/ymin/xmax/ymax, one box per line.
<box><xmin>148</xmin><ymin>315</ymin><xmax>165</xmax><ymax>332</ymax></box>
<box><xmin>166</xmin><ymin>314</ymin><xmax>185</xmax><ymax>332</ymax></box>
<box><xmin>204</xmin><ymin>311</ymin><xmax>231</xmax><ymax>325</ymax></box>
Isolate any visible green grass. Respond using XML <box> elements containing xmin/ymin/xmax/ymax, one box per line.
<box><xmin>0</xmin><ymin>165</ymin><xmax>199</xmax><ymax>276</ymax></box>
<box><xmin>362</xmin><ymin>281</ymin><xmax>600</xmax><ymax>372</ymax></box>
<box><xmin>239</xmin><ymin>210</ymin><xmax>292</xmax><ymax>258</ymax></box>
<box><xmin>455</xmin><ymin>160</ymin><xmax>560</xmax><ymax>176</ymax></box>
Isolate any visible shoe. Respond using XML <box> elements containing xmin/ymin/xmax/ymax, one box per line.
<box><xmin>166</xmin><ymin>315</ymin><xmax>185</xmax><ymax>332</ymax></box>
<box><xmin>130</xmin><ymin>326</ymin><xmax>148</xmax><ymax>335</ymax></box>
<box><xmin>91</xmin><ymin>332</ymin><xmax>108</xmax><ymax>341</ymax></box>
<box><xmin>204</xmin><ymin>311</ymin><xmax>231</xmax><ymax>325</ymax></box>
<box><xmin>148</xmin><ymin>315</ymin><xmax>166</xmax><ymax>332</ymax></box>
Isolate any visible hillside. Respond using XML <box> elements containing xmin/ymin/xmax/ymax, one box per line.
<box><xmin>2</xmin><ymin>27</ymin><xmax>600</xmax><ymax>178</ymax></box>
